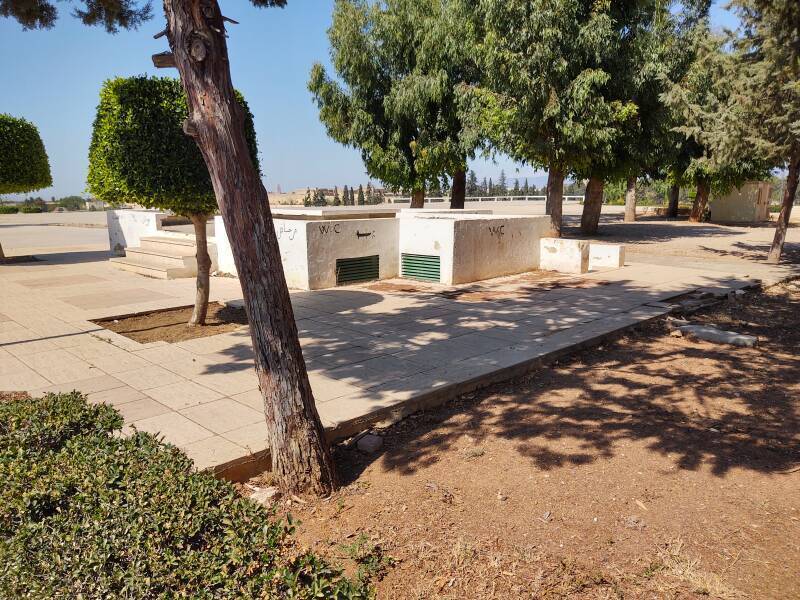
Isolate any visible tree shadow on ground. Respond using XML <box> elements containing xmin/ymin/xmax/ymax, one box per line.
<box><xmin>699</xmin><ymin>241</ymin><xmax>800</xmax><ymax>264</ymax></box>
<box><xmin>563</xmin><ymin>216</ymin><xmax>747</xmax><ymax>246</ymax></box>
<box><xmin>330</xmin><ymin>287</ymin><xmax>800</xmax><ymax>485</ymax></box>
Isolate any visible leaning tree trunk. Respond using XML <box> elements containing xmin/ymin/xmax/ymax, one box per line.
<box><xmin>0</xmin><ymin>241</ymin><xmax>5</xmax><ymax>260</ymax></box>
<box><xmin>767</xmin><ymin>147</ymin><xmax>800</xmax><ymax>264</ymax></box>
<box><xmin>666</xmin><ymin>184</ymin><xmax>680</xmax><ymax>218</ymax></box>
<box><xmin>624</xmin><ymin>176</ymin><xmax>637</xmax><ymax>223</ymax></box>
<box><xmin>188</xmin><ymin>213</ymin><xmax>211</xmax><ymax>326</ymax></box>
<box><xmin>580</xmin><ymin>177</ymin><xmax>604</xmax><ymax>235</ymax></box>
<box><xmin>689</xmin><ymin>180</ymin><xmax>710</xmax><ymax>223</ymax></box>
<box><xmin>163</xmin><ymin>0</ymin><xmax>336</xmax><ymax>496</ymax></box>
<box><xmin>410</xmin><ymin>188</ymin><xmax>425</xmax><ymax>208</ymax></box>
<box><xmin>450</xmin><ymin>169</ymin><xmax>466</xmax><ymax>209</ymax></box>
<box><xmin>546</xmin><ymin>167</ymin><xmax>564</xmax><ymax>237</ymax></box>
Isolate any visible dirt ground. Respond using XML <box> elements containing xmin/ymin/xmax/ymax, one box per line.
<box><xmin>275</xmin><ymin>281</ymin><xmax>800</xmax><ymax>599</ymax></box>
<box><xmin>93</xmin><ymin>302</ymin><xmax>247</xmax><ymax>343</ymax></box>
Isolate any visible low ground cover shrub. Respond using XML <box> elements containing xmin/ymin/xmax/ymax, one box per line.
<box><xmin>0</xmin><ymin>392</ymin><xmax>369</xmax><ymax>599</ymax></box>
<box><xmin>0</xmin><ymin>205</ymin><xmax>18</xmax><ymax>214</ymax></box>
<box><xmin>18</xmin><ymin>204</ymin><xmax>43</xmax><ymax>213</ymax></box>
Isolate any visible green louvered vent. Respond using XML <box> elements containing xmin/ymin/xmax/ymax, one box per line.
<box><xmin>401</xmin><ymin>253</ymin><xmax>441</xmax><ymax>282</ymax></box>
<box><xmin>336</xmin><ymin>255</ymin><xmax>379</xmax><ymax>285</ymax></box>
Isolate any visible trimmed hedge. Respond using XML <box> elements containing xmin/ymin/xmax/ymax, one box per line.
<box><xmin>18</xmin><ymin>205</ymin><xmax>43</xmax><ymax>213</ymax></box>
<box><xmin>0</xmin><ymin>392</ymin><xmax>369</xmax><ymax>599</ymax></box>
<box><xmin>88</xmin><ymin>76</ymin><xmax>259</xmax><ymax>217</ymax></box>
<box><xmin>0</xmin><ymin>114</ymin><xmax>52</xmax><ymax>195</ymax></box>
<box><xmin>0</xmin><ymin>205</ymin><xmax>18</xmax><ymax>214</ymax></box>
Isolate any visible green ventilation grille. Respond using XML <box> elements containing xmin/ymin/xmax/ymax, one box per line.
<box><xmin>401</xmin><ymin>253</ymin><xmax>441</xmax><ymax>282</ymax></box>
<box><xmin>336</xmin><ymin>255</ymin><xmax>379</xmax><ymax>285</ymax></box>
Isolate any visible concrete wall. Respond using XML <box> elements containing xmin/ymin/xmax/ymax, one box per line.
<box><xmin>107</xmin><ymin>210</ymin><xmax>167</xmax><ymax>255</ymax></box>
<box><xmin>399</xmin><ymin>214</ymin><xmax>550</xmax><ymax>285</ymax></box>
<box><xmin>710</xmin><ymin>181</ymin><xmax>771</xmax><ymax>223</ymax></box>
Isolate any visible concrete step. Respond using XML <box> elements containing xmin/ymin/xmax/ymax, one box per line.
<box><xmin>140</xmin><ymin>235</ymin><xmax>198</xmax><ymax>255</ymax></box>
<box><xmin>109</xmin><ymin>256</ymin><xmax>194</xmax><ymax>279</ymax></box>
<box><xmin>124</xmin><ymin>247</ymin><xmax>197</xmax><ymax>270</ymax></box>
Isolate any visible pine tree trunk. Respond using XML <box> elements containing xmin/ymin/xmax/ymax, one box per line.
<box><xmin>449</xmin><ymin>169</ymin><xmax>466</xmax><ymax>209</ymax></box>
<box><xmin>580</xmin><ymin>177</ymin><xmax>604</xmax><ymax>235</ymax></box>
<box><xmin>624</xmin><ymin>176</ymin><xmax>637</xmax><ymax>223</ymax></box>
<box><xmin>0</xmin><ymin>241</ymin><xmax>5</xmax><ymax>260</ymax></box>
<box><xmin>188</xmin><ymin>213</ymin><xmax>211</xmax><ymax>326</ymax></box>
<box><xmin>410</xmin><ymin>188</ymin><xmax>425</xmax><ymax>208</ymax></box>
<box><xmin>546</xmin><ymin>167</ymin><xmax>564</xmax><ymax>237</ymax></box>
<box><xmin>689</xmin><ymin>180</ymin><xmax>710</xmax><ymax>222</ymax></box>
<box><xmin>767</xmin><ymin>147</ymin><xmax>800</xmax><ymax>264</ymax></box>
<box><xmin>666</xmin><ymin>184</ymin><xmax>679</xmax><ymax>218</ymax></box>
<box><xmin>163</xmin><ymin>0</ymin><xmax>336</xmax><ymax>496</ymax></box>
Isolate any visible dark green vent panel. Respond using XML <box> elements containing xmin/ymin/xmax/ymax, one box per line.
<box><xmin>336</xmin><ymin>255</ymin><xmax>379</xmax><ymax>285</ymax></box>
<box><xmin>401</xmin><ymin>253</ymin><xmax>441</xmax><ymax>282</ymax></box>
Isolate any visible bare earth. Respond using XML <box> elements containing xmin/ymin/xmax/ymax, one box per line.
<box><xmin>275</xmin><ymin>281</ymin><xmax>800</xmax><ymax>599</ymax></box>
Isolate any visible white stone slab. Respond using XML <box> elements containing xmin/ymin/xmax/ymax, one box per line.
<box><xmin>107</xmin><ymin>210</ymin><xmax>168</xmax><ymax>256</ymax></box>
<box><xmin>540</xmin><ymin>237</ymin><xmax>590</xmax><ymax>274</ymax></box>
<box><xmin>589</xmin><ymin>243</ymin><xmax>625</xmax><ymax>270</ymax></box>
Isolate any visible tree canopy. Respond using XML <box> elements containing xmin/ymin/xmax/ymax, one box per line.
<box><xmin>87</xmin><ymin>76</ymin><xmax>259</xmax><ymax>216</ymax></box>
<box><xmin>0</xmin><ymin>114</ymin><xmax>52</xmax><ymax>195</ymax></box>
<box><xmin>308</xmin><ymin>0</ymin><xmax>480</xmax><ymax>199</ymax></box>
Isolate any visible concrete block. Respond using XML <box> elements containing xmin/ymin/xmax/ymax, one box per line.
<box><xmin>107</xmin><ymin>210</ymin><xmax>167</xmax><ymax>256</ymax></box>
<box><xmin>539</xmin><ymin>238</ymin><xmax>590</xmax><ymax>274</ymax></box>
<box><xmin>589</xmin><ymin>243</ymin><xmax>625</xmax><ymax>270</ymax></box>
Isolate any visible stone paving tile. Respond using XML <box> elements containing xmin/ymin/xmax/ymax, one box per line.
<box><xmin>222</xmin><ymin>422</ymin><xmax>268</xmax><ymax>452</ymax></box>
<box><xmin>60</xmin><ymin>288</ymin><xmax>174</xmax><ymax>310</ymax></box>
<box><xmin>18</xmin><ymin>349</ymin><xmax>103</xmax><ymax>384</ymax></box>
<box><xmin>323</xmin><ymin>354</ymin><xmax>433</xmax><ymax>391</ymax></box>
<box><xmin>0</xmin><ymin>351</ymin><xmax>51</xmax><ymax>390</ymax></box>
<box><xmin>180</xmin><ymin>398</ymin><xmax>263</xmax><ymax>434</ymax></box>
<box><xmin>19</xmin><ymin>274</ymin><xmax>107</xmax><ymax>288</ymax></box>
<box><xmin>116</xmin><ymin>398</ymin><xmax>172</xmax><ymax>422</ymax></box>
<box><xmin>31</xmin><ymin>374</ymin><xmax>125</xmax><ymax>396</ymax></box>
<box><xmin>87</xmin><ymin>385</ymin><xmax>147</xmax><ymax>406</ymax></box>
<box><xmin>308</xmin><ymin>371</ymin><xmax>367</xmax><ymax>402</ymax></box>
<box><xmin>132</xmin><ymin>412</ymin><xmax>214</xmax><ymax>446</ymax></box>
<box><xmin>229</xmin><ymin>389</ymin><xmax>263</xmax><ymax>411</ymax></box>
<box><xmin>67</xmin><ymin>340</ymin><xmax>152</xmax><ymax>373</ymax></box>
<box><xmin>114</xmin><ymin>364</ymin><xmax>184</xmax><ymax>391</ymax></box>
<box><xmin>133</xmin><ymin>344</ymin><xmax>197</xmax><ymax>365</ymax></box>
<box><xmin>144</xmin><ymin>380</ymin><xmax>224</xmax><ymax>410</ymax></box>
<box><xmin>183</xmin><ymin>435</ymin><xmax>247</xmax><ymax>471</ymax></box>
<box><xmin>3</xmin><ymin>335</ymin><xmax>59</xmax><ymax>357</ymax></box>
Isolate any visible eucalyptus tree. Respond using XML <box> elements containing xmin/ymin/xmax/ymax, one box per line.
<box><xmin>3</xmin><ymin>0</ymin><xmax>337</xmax><ymax>496</ymax></box>
<box><xmin>0</xmin><ymin>114</ymin><xmax>52</xmax><ymax>259</ymax></box>
<box><xmin>459</xmin><ymin>0</ymin><xmax>629</xmax><ymax>236</ymax></box>
<box><xmin>662</xmin><ymin>27</ymin><xmax>768</xmax><ymax>223</ymax></box>
<box><xmin>725</xmin><ymin>0</ymin><xmax>800</xmax><ymax>263</ymax></box>
<box><xmin>308</xmin><ymin>0</ymin><xmax>481</xmax><ymax>210</ymax></box>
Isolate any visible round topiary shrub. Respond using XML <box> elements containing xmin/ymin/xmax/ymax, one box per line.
<box><xmin>0</xmin><ymin>114</ymin><xmax>52</xmax><ymax>196</ymax></box>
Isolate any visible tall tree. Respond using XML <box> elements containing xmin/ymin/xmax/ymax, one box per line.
<box><xmin>662</xmin><ymin>26</ymin><xmax>768</xmax><ymax>223</ymax></box>
<box><xmin>357</xmin><ymin>184</ymin><xmax>365</xmax><ymax>205</ymax></box>
<box><xmin>88</xmin><ymin>76</ymin><xmax>258</xmax><ymax>326</ymax></box>
<box><xmin>342</xmin><ymin>184</ymin><xmax>349</xmax><ymax>205</ymax></box>
<box><xmin>3</xmin><ymin>1</ymin><xmax>337</xmax><ymax>496</ymax></box>
<box><xmin>466</xmin><ymin>170</ymin><xmax>479</xmax><ymax>196</ymax></box>
<box><xmin>309</xmin><ymin>0</ymin><xmax>481</xmax><ymax>211</ymax></box>
<box><xmin>726</xmin><ymin>0</ymin><xmax>800</xmax><ymax>262</ymax></box>
<box><xmin>0</xmin><ymin>114</ymin><xmax>52</xmax><ymax>259</ymax></box>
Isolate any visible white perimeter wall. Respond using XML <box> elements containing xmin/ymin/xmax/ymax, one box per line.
<box><xmin>398</xmin><ymin>216</ymin><xmax>457</xmax><ymax>283</ymax></box>
<box><xmin>107</xmin><ymin>210</ymin><xmax>167</xmax><ymax>255</ymax></box>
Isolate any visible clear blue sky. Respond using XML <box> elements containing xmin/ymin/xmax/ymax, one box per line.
<box><xmin>0</xmin><ymin>1</ymin><xmax>738</xmax><ymax>200</ymax></box>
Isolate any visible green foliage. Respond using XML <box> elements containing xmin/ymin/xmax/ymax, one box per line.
<box><xmin>18</xmin><ymin>205</ymin><xmax>43</xmax><ymax>213</ymax></box>
<box><xmin>57</xmin><ymin>195</ymin><xmax>86</xmax><ymax>211</ymax></box>
<box><xmin>309</xmin><ymin>0</ymin><xmax>480</xmax><ymax>193</ymax></box>
<box><xmin>87</xmin><ymin>76</ymin><xmax>259</xmax><ymax>217</ymax></box>
<box><xmin>0</xmin><ymin>114</ymin><xmax>52</xmax><ymax>195</ymax></box>
<box><xmin>0</xmin><ymin>205</ymin><xmax>19</xmax><ymax>214</ymax></box>
<box><xmin>0</xmin><ymin>392</ymin><xmax>371</xmax><ymax>599</ymax></box>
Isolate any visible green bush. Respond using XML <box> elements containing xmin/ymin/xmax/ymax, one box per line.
<box><xmin>0</xmin><ymin>114</ymin><xmax>52</xmax><ymax>195</ymax></box>
<box><xmin>18</xmin><ymin>204</ymin><xmax>43</xmax><ymax>213</ymax></box>
<box><xmin>0</xmin><ymin>392</ymin><xmax>370</xmax><ymax>599</ymax></box>
<box><xmin>0</xmin><ymin>205</ymin><xmax>18</xmax><ymax>214</ymax></box>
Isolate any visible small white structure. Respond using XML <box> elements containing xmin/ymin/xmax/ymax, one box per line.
<box><xmin>710</xmin><ymin>181</ymin><xmax>771</xmax><ymax>223</ymax></box>
<box><xmin>107</xmin><ymin>209</ymin><xmax>168</xmax><ymax>256</ymax></box>
<box><xmin>540</xmin><ymin>238</ymin><xmax>590</xmax><ymax>274</ymax></box>
<box><xmin>589</xmin><ymin>243</ymin><xmax>626</xmax><ymax>270</ymax></box>
<box><xmin>399</xmin><ymin>213</ymin><xmax>551</xmax><ymax>284</ymax></box>
<box><xmin>215</xmin><ymin>214</ymin><xmax>399</xmax><ymax>289</ymax></box>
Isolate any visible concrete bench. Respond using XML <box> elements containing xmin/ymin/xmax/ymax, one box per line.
<box><xmin>539</xmin><ymin>238</ymin><xmax>589</xmax><ymax>274</ymax></box>
<box><xmin>589</xmin><ymin>243</ymin><xmax>625</xmax><ymax>270</ymax></box>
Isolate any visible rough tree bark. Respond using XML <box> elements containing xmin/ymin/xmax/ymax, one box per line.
<box><xmin>767</xmin><ymin>147</ymin><xmax>800</xmax><ymax>264</ymax></box>
<box><xmin>580</xmin><ymin>177</ymin><xmax>604</xmax><ymax>235</ymax></box>
<box><xmin>162</xmin><ymin>0</ymin><xmax>337</xmax><ymax>496</ymax></box>
<box><xmin>666</xmin><ymin>184</ymin><xmax>680</xmax><ymax>218</ymax></box>
<box><xmin>449</xmin><ymin>169</ymin><xmax>466</xmax><ymax>209</ymax></box>
<box><xmin>188</xmin><ymin>213</ymin><xmax>211</xmax><ymax>326</ymax></box>
<box><xmin>689</xmin><ymin>180</ymin><xmax>710</xmax><ymax>223</ymax></box>
<box><xmin>546</xmin><ymin>167</ymin><xmax>564</xmax><ymax>237</ymax></box>
<box><xmin>624</xmin><ymin>176</ymin><xmax>637</xmax><ymax>223</ymax></box>
<box><xmin>410</xmin><ymin>188</ymin><xmax>425</xmax><ymax>208</ymax></box>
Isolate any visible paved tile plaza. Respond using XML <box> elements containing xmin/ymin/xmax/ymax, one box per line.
<box><xmin>1</xmin><ymin>214</ymin><xmax>797</xmax><ymax>478</ymax></box>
